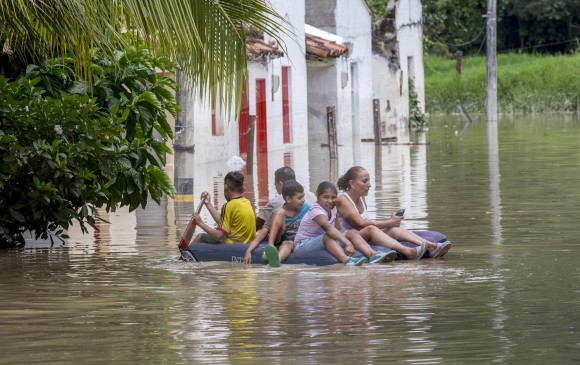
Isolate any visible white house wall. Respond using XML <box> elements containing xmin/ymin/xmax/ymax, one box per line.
<box><xmin>397</xmin><ymin>0</ymin><xmax>425</xmax><ymax>113</ymax></box>
<box><xmin>186</xmin><ymin>0</ymin><xmax>308</xmax><ymax>164</ymax></box>
<box><xmin>265</xmin><ymin>0</ymin><xmax>309</xmax><ymax>150</ymax></box>
<box><xmin>335</xmin><ymin>0</ymin><xmax>374</xmax><ymax>141</ymax></box>
<box><xmin>371</xmin><ymin>0</ymin><xmax>425</xmax><ymax>142</ymax></box>
<box><xmin>372</xmin><ymin>55</ymin><xmax>404</xmax><ymax>137</ymax></box>
<box><xmin>306</xmin><ymin>64</ymin><xmax>338</xmax><ymax>144</ymax></box>
<box><xmin>305</xmin><ymin>0</ymin><xmax>374</xmax><ymax>144</ymax></box>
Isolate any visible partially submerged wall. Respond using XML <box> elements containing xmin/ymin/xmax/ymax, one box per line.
<box><xmin>372</xmin><ymin>0</ymin><xmax>425</xmax><ymax>141</ymax></box>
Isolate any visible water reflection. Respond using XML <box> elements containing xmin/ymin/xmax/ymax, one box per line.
<box><xmin>9</xmin><ymin>114</ymin><xmax>580</xmax><ymax>364</ymax></box>
<box><xmin>172</xmin><ymin>264</ymin><xmax>469</xmax><ymax>364</ymax></box>
<box><xmin>487</xmin><ymin>120</ymin><xmax>503</xmax><ymax>245</ymax></box>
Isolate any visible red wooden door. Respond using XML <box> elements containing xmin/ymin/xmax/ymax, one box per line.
<box><xmin>256</xmin><ymin>79</ymin><xmax>268</xmax><ymax>154</ymax></box>
<box><xmin>238</xmin><ymin>79</ymin><xmax>249</xmax><ymax>155</ymax></box>
<box><xmin>211</xmin><ymin>101</ymin><xmax>217</xmax><ymax>136</ymax></box>
<box><xmin>282</xmin><ymin>66</ymin><xmax>291</xmax><ymax>143</ymax></box>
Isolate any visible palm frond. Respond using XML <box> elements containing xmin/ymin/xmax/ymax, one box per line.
<box><xmin>0</xmin><ymin>0</ymin><xmax>290</xmax><ymax>112</ymax></box>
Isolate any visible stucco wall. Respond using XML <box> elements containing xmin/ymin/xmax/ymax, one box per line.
<box><xmin>335</xmin><ymin>0</ymin><xmax>374</xmax><ymax>141</ymax></box>
<box><xmin>396</xmin><ymin>0</ymin><xmax>425</xmax><ymax>113</ymax></box>
<box><xmin>305</xmin><ymin>0</ymin><xmax>374</xmax><ymax>145</ymax></box>
<box><xmin>183</xmin><ymin>0</ymin><xmax>308</xmax><ymax>164</ymax></box>
<box><xmin>372</xmin><ymin>54</ymin><xmax>404</xmax><ymax>138</ymax></box>
<box><xmin>305</xmin><ymin>0</ymin><xmax>336</xmax><ymax>33</ymax></box>
<box><xmin>371</xmin><ymin>0</ymin><xmax>425</xmax><ymax>142</ymax></box>
<box><xmin>263</xmin><ymin>0</ymin><xmax>309</xmax><ymax>151</ymax></box>
<box><xmin>306</xmin><ymin>64</ymin><xmax>338</xmax><ymax>143</ymax></box>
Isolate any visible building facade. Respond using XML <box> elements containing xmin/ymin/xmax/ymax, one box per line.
<box><xmin>305</xmin><ymin>0</ymin><xmax>374</xmax><ymax>144</ymax></box>
<box><xmin>372</xmin><ymin>0</ymin><xmax>425</xmax><ymax>141</ymax></box>
<box><xmin>181</xmin><ymin>0</ymin><xmax>309</xmax><ymax>164</ymax></box>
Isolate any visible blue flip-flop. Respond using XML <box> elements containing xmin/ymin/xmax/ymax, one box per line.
<box><xmin>414</xmin><ymin>240</ymin><xmax>428</xmax><ymax>260</ymax></box>
<box><xmin>431</xmin><ymin>241</ymin><xmax>451</xmax><ymax>259</ymax></box>
<box><xmin>369</xmin><ymin>251</ymin><xmax>391</xmax><ymax>264</ymax></box>
<box><xmin>383</xmin><ymin>250</ymin><xmax>397</xmax><ymax>262</ymax></box>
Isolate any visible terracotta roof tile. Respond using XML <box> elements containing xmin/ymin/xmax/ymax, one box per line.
<box><xmin>305</xmin><ymin>33</ymin><xmax>348</xmax><ymax>59</ymax></box>
<box><xmin>246</xmin><ymin>38</ymin><xmax>284</xmax><ymax>58</ymax></box>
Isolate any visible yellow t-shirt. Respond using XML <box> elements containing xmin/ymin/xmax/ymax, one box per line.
<box><xmin>219</xmin><ymin>196</ymin><xmax>256</xmax><ymax>244</ymax></box>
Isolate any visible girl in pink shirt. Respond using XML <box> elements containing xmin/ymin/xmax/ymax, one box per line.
<box><xmin>294</xmin><ymin>181</ymin><xmax>394</xmax><ymax>265</ymax></box>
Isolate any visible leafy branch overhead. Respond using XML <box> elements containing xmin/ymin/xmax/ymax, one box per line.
<box><xmin>0</xmin><ymin>0</ymin><xmax>289</xmax><ymax>112</ymax></box>
<box><xmin>0</xmin><ymin>44</ymin><xmax>178</xmax><ymax>247</ymax></box>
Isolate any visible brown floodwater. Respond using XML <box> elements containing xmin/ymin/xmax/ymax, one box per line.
<box><xmin>2</xmin><ymin>114</ymin><xmax>580</xmax><ymax>364</ymax></box>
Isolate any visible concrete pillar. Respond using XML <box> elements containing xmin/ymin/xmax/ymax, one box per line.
<box><xmin>173</xmin><ymin>72</ymin><xmax>196</xmax><ymax>201</ymax></box>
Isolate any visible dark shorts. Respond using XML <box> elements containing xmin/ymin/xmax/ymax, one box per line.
<box><xmin>199</xmin><ymin>233</ymin><xmax>223</xmax><ymax>244</ymax></box>
<box><xmin>274</xmin><ymin>236</ymin><xmax>295</xmax><ymax>252</ymax></box>
<box><xmin>272</xmin><ymin>235</ymin><xmax>285</xmax><ymax>247</ymax></box>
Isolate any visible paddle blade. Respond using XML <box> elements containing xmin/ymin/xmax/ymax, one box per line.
<box><xmin>179</xmin><ymin>218</ymin><xmax>197</xmax><ymax>251</ymax></box>
<box><xmin>178</xmin><ymin>195</ymin><xmax>206</xmax><ymax>252</ymax></box>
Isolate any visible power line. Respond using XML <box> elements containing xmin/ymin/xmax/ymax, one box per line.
<box><xmin>499</xmin><ymin>39</ymin><xmax>577</xmax><ymax>53</ymax></box>
<box><xmin>477</xmin><ymin>33</ymin><xmax>487</xmax><ymax>55</ymax></box>
<box><xmin>429</xmin><ymin>23</ymin><xmax>577</xmax><ymax>52</ymax></box>
<box><xmin>430</xmin><ymin>22</ymin><xmax>486</xmax><ymax>47</ymax></box>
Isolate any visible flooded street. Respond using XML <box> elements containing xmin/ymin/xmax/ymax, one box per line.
<box><xmin>3</xmin><ymin>115</ymin><xmax>580</xmax><ymax>364</ymax></box>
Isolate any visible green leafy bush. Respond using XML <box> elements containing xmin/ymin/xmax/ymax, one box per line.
<box><xmin>0</xmin><ymin>44</ymin><xmax>178</xmax><ymax>247</ymax></box>
<box><xmin>409</xmin><ymin>79</ymin><xmax>428</xmax><ymax>130</ymax></box>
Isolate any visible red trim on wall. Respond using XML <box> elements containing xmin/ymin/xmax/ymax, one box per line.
<box><xmin>211</xmin><ymin>101</ymin><xmax>217</xmax><ymax>136</ymax></box>
<box><xmin>282</xmin><ymin>66</ymin><xmax>291</xmax><ymax>143</ymax></box>
<box><xmin>256</xmin><ymin>79</ymin><xmax>268</xmax><ymax>154</ymax></box>
<box><xmin>257</xmin><ymin>152</ymin><xmax>269</xmax><ymax>211</ymax></box>
<box><xmin>284</xmin><ymin>152</ymin><xmax>292</xmax><ymax>168</ymax></box>
<box><xmin>238</xmin><ymin>79</ymin><xmax>249</xmax><ymax>155</ymax></box>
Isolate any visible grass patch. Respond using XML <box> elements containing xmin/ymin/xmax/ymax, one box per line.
<box><xmin>425</xmin><ymin>53</ymin><xmax>580</xmax><ymax>114</ymax></box>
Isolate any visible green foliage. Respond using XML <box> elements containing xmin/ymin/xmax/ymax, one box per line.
<box><xmin>422</xmin><ymin>0</ymin><xmax>489</xmax><ymax>56</ymax></box>
<box><xmin>424</xmin><ymin>53</ymin><xmax>580</xmax><ymax>113</ymax></box>
<box><xmin>408</xmin><ymin>79</ymin><xmax>428</xmax><ymax>130</ymax></box>
<box><xmin>0</xmin><ymin>0</ymin><xmax>289</xmax><ymax>114</ymax></box>
<box><xmin>366</xmin><ymin>0</ymin><xmax>388</xmax><ymax>19</ymax></box>
<box><xmin>24</xmin><ymin>44</ymin><xmax>177</xmax><ymax>144</ymax></box>
<box><xmin>365</xmin><ymin>0</ymin><xmax>577</xmax><ymax>55</ymax></box>
<box><xmin>0</xmin><ymin>45</ymin><xmax>178</xmax><ymax>247</ymax></box>
<box><xmin>509</xmin><ymin>0</ymin><xmax>580</xmax><ymax>22</ymax></box>
<box><xmin>419</xmin><ymin>0</ymin><xmax>578</xmax><ymax>55</ymax></box>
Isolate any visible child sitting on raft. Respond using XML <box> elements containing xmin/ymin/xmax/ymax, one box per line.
<box><xmin>189</xmin><ymin>171</ymin><xmax>256</xmax><ymax>245</ymax></box>
<box><xmin>243</xmin><ymin>180</ymin><xmax>310</xmax><ymax>267</ymax></box>
<box><xmin>255</xmin><ymin>166</ymin><xmax>317</xmax><ymax>229</ymax></box>
<box><xmin>293</xmin><ymin>181</ymin><xmax>393</xmax><ymax>266</ymax></box>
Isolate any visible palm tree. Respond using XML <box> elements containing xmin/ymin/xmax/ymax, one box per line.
<box><xmin>0</xmin><ymin>0</ymin><xmax>287</xmax><ymax>109</ymax></box>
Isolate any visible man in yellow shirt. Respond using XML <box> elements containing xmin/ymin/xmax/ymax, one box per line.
<box><xmin>190</xmin><ymin>171</ymin><xmax>256</xmax><ymax>244</ymax></box>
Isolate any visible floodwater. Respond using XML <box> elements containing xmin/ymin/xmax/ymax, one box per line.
<box><xmin>3</xmin><ymin>114</ymin><xmax>580</xmax><ymax>364</ymax></box>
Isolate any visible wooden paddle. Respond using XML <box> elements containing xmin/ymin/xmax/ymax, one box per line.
<box><xmin>178</xmin><ymin>193</ymin><xmax>207</xmax><ymax>252</ymax></box>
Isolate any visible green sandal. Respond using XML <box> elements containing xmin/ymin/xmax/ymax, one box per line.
<box><xmin>264</xmin><ymin>245</ymin><xmax>281</xmax><ymax>268</ymax></box>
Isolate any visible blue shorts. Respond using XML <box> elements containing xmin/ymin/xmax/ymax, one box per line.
<box><xmin>199</xmin><ymin>233</ymin><xmax>222</xmax><ymax>244</ymax></box>
<box><xmin>293</xmin><ymin>234</ymin><xmax>326</xmax><ymax>255</ymax></box>
<box><xmin>294</xmin><ymin>231</ymin><xmax>348</xmax><ymax>255</ymax></box>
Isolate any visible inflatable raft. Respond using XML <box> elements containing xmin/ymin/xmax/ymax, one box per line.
<box><xmin>185</xmin><ymin>230</ymin><xmax>448</xmax><ymax>265</ymax></box>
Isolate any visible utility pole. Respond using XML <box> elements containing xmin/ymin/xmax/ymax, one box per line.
<box><xmin>486</xmin><ymin>0</ymin><xmax>497</xmax><ymax>122</ymax></box>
